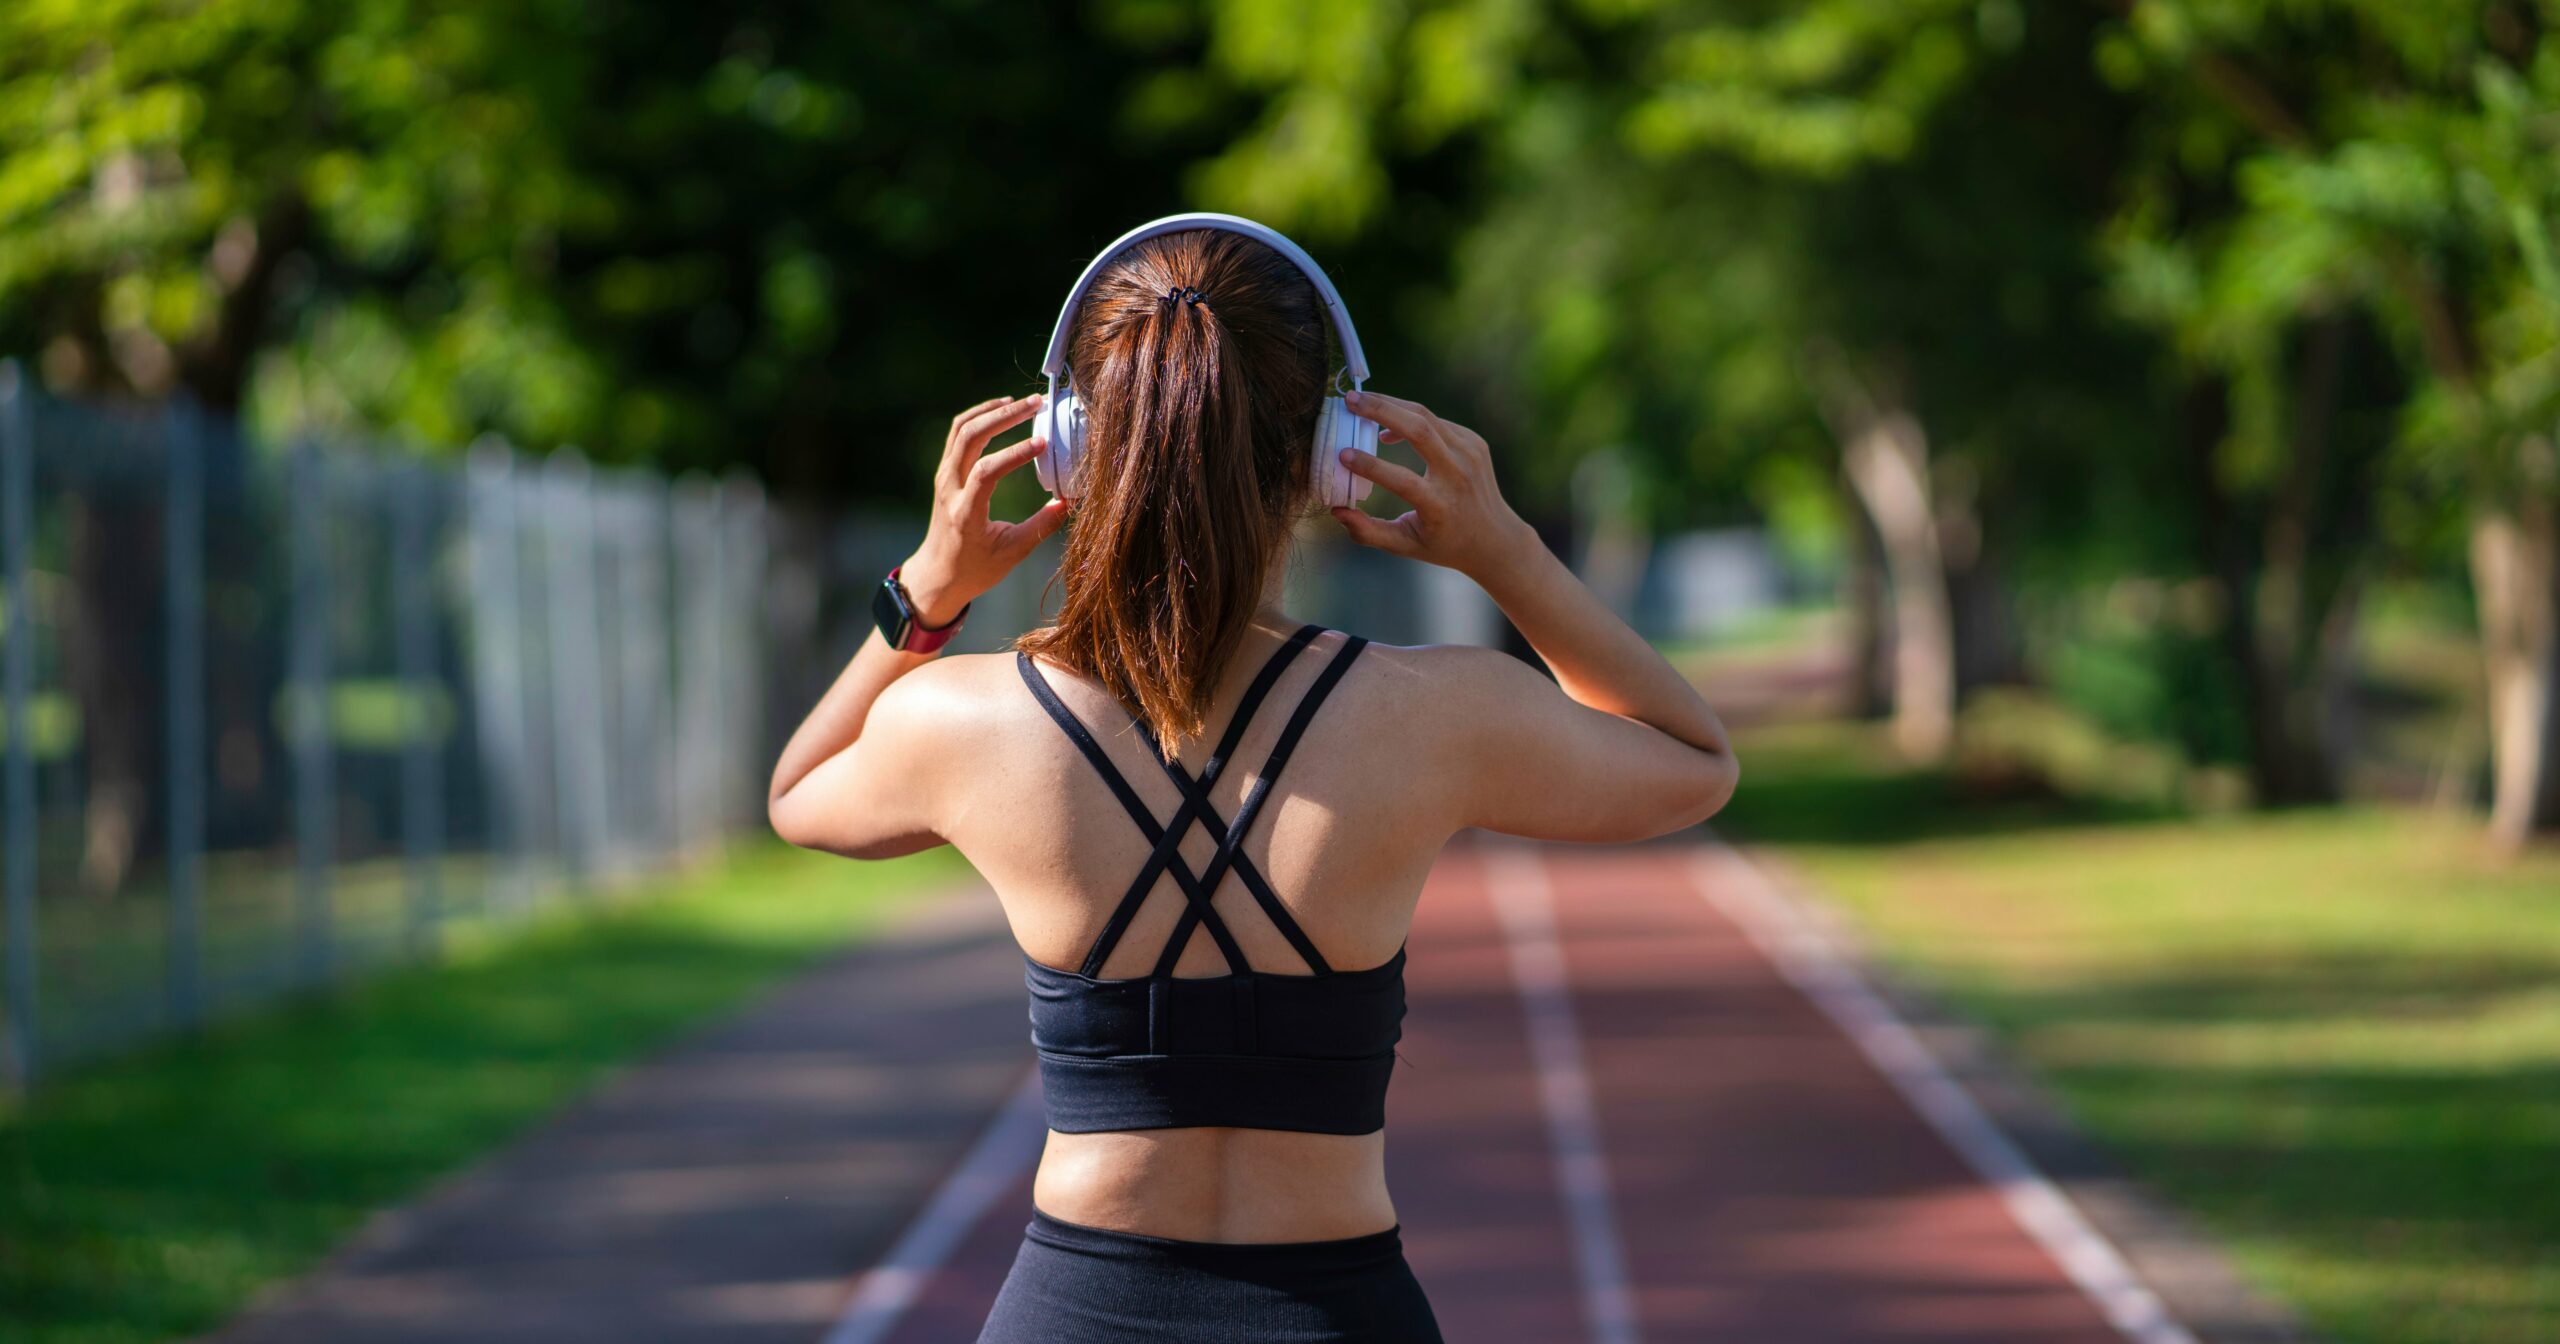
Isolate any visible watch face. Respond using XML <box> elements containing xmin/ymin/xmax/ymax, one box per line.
<box><xmin>872</xmin><ymin>574</ymin><xmax>914</xmax><ymax>648</ymax></box>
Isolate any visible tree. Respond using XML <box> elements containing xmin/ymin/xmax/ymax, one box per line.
<box><xmin>0</xmin><ymin>1</ymin><xmax>1246</xmax><ymax>491</ymax></box>
<box><xmin>1182</xmin><ymin>0</ymin><xmax>2157</xmax><ymax>760</ymax></box>
<box><xmin>0</xmin><ymin>1</ymin><xmax>1235</xmax><ymax>886</ymax></box>
<box><xmin>2101</xmin><ymin>49</ymin><xmax>2409</xmax><ymax>804</ymax></box>
<box><xmin>2099</xmin><ymin>0</ymin><xmax>2560</xmax><ymax>840</ymax></box>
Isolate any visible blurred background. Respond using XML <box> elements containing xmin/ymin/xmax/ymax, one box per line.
<box><xmin>3</xmin><ymin>3</ymin><xmax>2557</xmax><ymax>1344</ymax></box>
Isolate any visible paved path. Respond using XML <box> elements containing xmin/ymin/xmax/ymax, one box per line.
<box><xmin>213</xmin><ymin>841</ymin><xmax>2196</xmax><ymax>1343</ymax></box>
<box><xmin>208</xmin><ymin>891</ymin><xmax>1028</xmax><ymax>1344</ymax></box>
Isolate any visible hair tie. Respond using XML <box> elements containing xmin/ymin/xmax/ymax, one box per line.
<box><xmin>1162</xmin><ymin>285</ymin><xmax>1209</xmax><ymax>309</ymax></box>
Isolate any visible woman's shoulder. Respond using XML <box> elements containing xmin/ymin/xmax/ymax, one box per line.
<box><xmin>870</xmin><ymin>650</ymin><xmax>1039</xmax><ymax>736</ymax></box>
<box><xmin>900</xmin><ymin>648</ymin><xmax>1035</xmax><ymax>693</ymax></box>
<box><xmin>1349</xmin><ymin>637</ymin><xmax>1539</xmax><ymax>686</ymax></box>
<box><xmin>1334</xmin><ymin>638</ymin><xmax>1549</xmax><ymax>726</ymax></box>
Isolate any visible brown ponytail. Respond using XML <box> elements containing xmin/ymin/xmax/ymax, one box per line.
<box><xmin>1015</xmin><ymin>229</ymin><xmax>1329</xmax><ymax>746</ymax></box>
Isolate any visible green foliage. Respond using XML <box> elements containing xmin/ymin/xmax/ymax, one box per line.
<box><xmin>4</xmin><ymin>0</ymin><xmax>2552</xmax><ymax>526</ymax></box>
<box><xmin>1185</xmin><ymin>4</ymin><xmax>2552</xmax><ymax>818</ymax></box>
<box><xmin>2101</xmin><ymin>0</ymin><xmax>2560</xmax><ymax>499</ymax></box>
<box><xmin>0</xmin><ymin>3</ymin><xmax>1234</xmax><ymax>499</ymax></box>
<box><xmin>2047</xmin><ymin>611</ymin><xmax>2252</xmax><ymax>769</ymax></box>
<box><xmin>7</xmin><ymin>1</ymin><xmax>2559</xmax><ymax>796</ymax></box>
<box><xmin>1625</xmin><ymin>0</ymin><xmax>1989</xmax><ymax>174</ymax></box>
<box><xmin>1183</xmin><ymin>0</ymin><xmax>2157</xmax><ymax>541</ymax></box>
<box><xmin>0</xmin><ymin>0</ymin><xmax>605</xmax><ymax>430</ymax></box>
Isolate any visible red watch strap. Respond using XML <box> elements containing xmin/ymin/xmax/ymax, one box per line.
<box><xmin>890</xmin><ymin>565</ymin><xmax>968</xmax><ymax>653</ymax></box>
<box><xmin>904</xmin><ymin>618</ymin><xmax>963</xmax><ymax>654</ymax></box>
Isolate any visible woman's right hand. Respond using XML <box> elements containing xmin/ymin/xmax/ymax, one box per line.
<box><xmin>1330</xmin><ymin>391</ymin><xmax>1539</xmax><ymax>583</ymax></box>
<box><xmin>898</xmin><ymin>392</ymin><xmax>1071</xmax><ymax>628</ymax></box>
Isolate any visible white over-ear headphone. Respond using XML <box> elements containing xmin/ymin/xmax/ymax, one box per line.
<box><xmin>1032</xmin><ymin>212</ymin><xmax>1378</xmax><ymax>509</ymax></box>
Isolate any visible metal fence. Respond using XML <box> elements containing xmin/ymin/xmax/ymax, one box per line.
<box><xmin>0</xmin><ymin>364</ymin><xmax>1514</xmax><ymax>1088</ymax></box>
<box><xmin>0</xmin><ymin>368</ymin><xmax>789</xmax><ymax>1086</ymax></box>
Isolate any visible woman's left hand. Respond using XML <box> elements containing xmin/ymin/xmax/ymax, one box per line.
<box><xmin>897</xmin><ymin>392</ymin><xmax>1071</xmax><ymax>628</ymax></box>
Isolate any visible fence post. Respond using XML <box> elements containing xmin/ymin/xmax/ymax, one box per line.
<box><xmin>2</xmin><ymin>362</ymin><xmax>36</xmax><ymax>1087</ymax></box>
<box><xmin>648</xmin><ymin>477</ymin><xmax>679</xmax><ymax>864</ymax></box>
<box><xmin>393</xmin><ymin>463</ymin><xmax>444</xmax><ymax>953</ymax></box>
<box><xmin>610</xmin><ymin>475</ymin><xmax>674</xmax><ymax>865</ymax></box>
<box><xmin>585</xmin><ymin>478</ymin><xmax>621</xmax><ymax>874</ymax></box>
<box><xmin>703</xmin><ymin>477</ymin><xmax>731</xmax><ymax>852</ymax></box>
<box><xmin>466</xmin><ymin>441</ymin><xmax>531</xmax><ymax>914</ymax></box>
<box><xmin>164</xmin><ymin>397</ymin><xmax>207</xmax><ymax>1026</ymax></box>
<box><xmin>718</xmin><ymin>473</ymin><xmax>768</xmax><ymax>835</ymax></box>
<box><xmin>600</xmin><ymin>478</ymin><xmax>641</xmax><ymax>870</ymax></box>
<box><xmin>514</xmin><ymin>460</ymin><xmax>558</xmax><ymax>898</ymax></box>
<box><xmin>541</xmin><ymin>450</ymin><xmax>610</xmax><ymax>883</ymax></box>
<box><xmin>670</xmin><ymin>476</ymin><xmax>717</xmax><ymax>860</ymax></box>
<box><xmin>289</xmin><ymin>439</ymin><xmax>334</xmax><ymax>985</ymax></box>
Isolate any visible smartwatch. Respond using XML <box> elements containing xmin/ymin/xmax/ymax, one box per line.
<box><xmin>873</xmin><ymin>565</ymin><xmax>970</xmax><ymax>654</ymax></box>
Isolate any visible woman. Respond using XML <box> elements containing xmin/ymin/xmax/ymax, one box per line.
<box><xmin>769</xmin><ymin>218</ymin><xmax>1736</xmax><ymax>1342</ymax></box>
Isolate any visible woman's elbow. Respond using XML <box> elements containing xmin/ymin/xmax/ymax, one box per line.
<box><xmin>768</xmin><ymin>793</ymin><xmax>825</xmax><ymax>853</ymax></box>
<box><xmin>770</xmin><ymin>794</ymin><xmax>941</xmax><ymax>861</ymax></box>
<box><xmin>1658</xmin><ymin>748</ymin><xmax>1740</xmax><ymax>836</ymax></box>
<box><xmin>768</xmin><ymin>791</ymin><xmax>854</xmax><ymax>856</ymax></box>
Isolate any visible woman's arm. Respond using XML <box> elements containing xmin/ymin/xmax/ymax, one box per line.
<box><xmin>767</xmin><ymin>392</ymin><xmax>1067</xmax><ymax>856</ymax></box>
<box><xmin>1332</xmin><ymin>390</ymin><xmax>1737</xmax><ymax>841</ymax></box>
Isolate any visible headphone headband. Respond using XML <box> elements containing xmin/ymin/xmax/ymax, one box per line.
<box><xmin>1040</xmin><ymin>212</ymin><xmax>1370</xmax><ymax>385</ymax></box>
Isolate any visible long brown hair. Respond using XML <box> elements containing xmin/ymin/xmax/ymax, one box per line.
<box><xmin>1015</xmin><ymin>229</ymin><xmax>1330</xmax><ymax>745</ymax></box>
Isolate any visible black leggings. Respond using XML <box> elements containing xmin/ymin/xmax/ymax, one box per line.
<box><xmin>977</xmin><ymin>1209</ymin><xmax>1444</xmax><ymax>1343</ymax></box>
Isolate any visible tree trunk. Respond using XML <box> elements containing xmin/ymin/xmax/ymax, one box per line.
<box><xmin>1840</xmin><ymin>478</ymin><xmax>1891</xmax><ymax>720</ymax></box>
<box><xmin>2185</xmin><ymin>320</ymin><xmax>2369</xmax><ymax>807</ymax></box>
<box><xmin>179</xmin><ymin>199</ymin><xmax>307</xmax><ymax>411</ymax></box>
<box><xmin>1840</xmin><ymin>407</ymin><xmax>1956</xmax><ymax>763</ymax></box>
<box><xmin>48</xmin><ymin>202</ymin><xmax>295</xmax><ymax>892</ymax></box>
<box><xmin>2470</xmin><ymin>483</ymin><xmax>2560</xmax><ymax>849</ymax></box>
<box><xmin>1948</xmin><ymin>554</ymin><xmax>2024</xmax><ymax>697</ymax></box>
<box><xmin>1939</xmin><ymin>464</ymin><xmax>2024</xmax><ymax>699</ymax></box>
<box><xmin>63</xmin><ymin>499</ymin><xmax>164</xmax><ymax>894</ymax></box>
<box><xmin>2246</xmin><ymin>318</ymin><xmax>2359</xmax><ymax>805</ymax></box>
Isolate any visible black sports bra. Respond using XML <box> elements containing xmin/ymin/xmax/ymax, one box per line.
<box><xmin>1015</xmin><ymin>625</ymin><xmax>1405</xmax><ymax>1136</ymax></box>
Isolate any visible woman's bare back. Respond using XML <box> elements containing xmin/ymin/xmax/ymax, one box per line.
<box><xmin>924</xmin><ymin>622</ymin><xmax>1442</xmax><ymax>1243</ymax></box>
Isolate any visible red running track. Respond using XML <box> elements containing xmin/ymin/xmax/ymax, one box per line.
<box><xmin>857</xmin><ymin>841</ymin><xmax>2135</xmax><ymax>1343</ymax></box>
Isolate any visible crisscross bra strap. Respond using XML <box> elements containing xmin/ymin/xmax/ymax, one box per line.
<box><xmin>1014</xmin><ymin>625</ymin><xmax>1366</xmax><ymax>980</ymax></box>
<box><xmin>1145</xmin><ymin>632</ymin><xmax>1366</xmax><ymax>977</ymax></box>
<box><xmin>1017</xmin><ymin>651</ymin><xmax>1247</xmax><ymax>975</ymax></box>
<box><xmin>1015</xmin><ymin>625</ymin><xmax>1324</xmax><ymax>977</ymax></box>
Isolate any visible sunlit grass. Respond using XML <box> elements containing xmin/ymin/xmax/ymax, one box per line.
<box><xmin>0</xmin><ymin>842</ymin><xmax>967</xmax><ymax>1344</ymax></box>
<box><xmin>1727</xmin><ymin>718</ymin><xmax>2560</xmax><ymax>1344</ymax></box>
<box><xmin>1653</xmin><ymin>602</ymin><xmax>1843</xmax><ymax>661</ymax></box>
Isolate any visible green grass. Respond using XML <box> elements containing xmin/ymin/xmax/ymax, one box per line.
<box><xmin>0</xmin><ymin>842</ymin><xmax>967</xmax><ymax>1344</ymax></box>
<box><xmin>1652</xmin><ymin>601</ymin><xmax>1844</xmax><ymax>661</ymax></box>
<box><xmin>1724</xmin><ymin>719</ymin><xmax>2560</xmax><ymax>1344</ymax></box>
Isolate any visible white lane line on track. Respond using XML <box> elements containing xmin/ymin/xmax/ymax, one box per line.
<box><xmin>824</xmin><ymin>1068</ymin><xmax>1047</xmax><ymax>1344</ymax></box>
<box><xmin>1689</xmin><ymin>840</ymin><xmax>2200</xmax><ymax>1344</ymax></box>
<box><xmin>1486</xmin><ymin>843</ymin><xmax>1646</xmax><ymax>1344</ymax></box>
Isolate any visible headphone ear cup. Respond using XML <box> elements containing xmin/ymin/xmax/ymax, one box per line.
<box><xmin>1035</xmin><ymin>391</ymin><xmax>1085</xmax><ymax>499</ymax></box>
<box><xmin>1315</xmin><ymin>396</ymin><xmax>1377</xmax><ymax>509</ymax></box>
